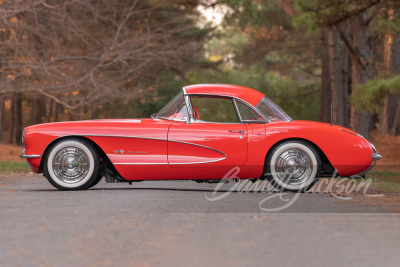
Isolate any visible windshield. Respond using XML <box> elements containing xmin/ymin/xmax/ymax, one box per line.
<box><xmin>156</xmin><ymin>92</ymin><xmax>188</xmax><ymax>121</ymax></box>
<box><xmin>256</xmin><ymin>96</ymin><xmax>292</xmax><ymax>122</ymax></box>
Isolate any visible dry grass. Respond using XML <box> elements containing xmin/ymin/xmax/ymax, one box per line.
<box><xmin>0</xmin><ymin>142</ymin><xmax>24</xmax><ymax>162</ymax></box>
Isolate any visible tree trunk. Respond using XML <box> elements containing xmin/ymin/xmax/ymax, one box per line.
<box><xmin>0</xmin><ymin>95</ymin><xmax>4</xmax><ymax>142</ymax></box>
<box><xmin>379</xmin><ymin>7</ymin><xmax>396</xmax><ymax>135</ymax></box>
<box><xmin>320</xmin><ymin>30</ymin><xmax>332</xmax><ymax>123</ymax></box>
<box><xmin>54</xmin><ymin>103</ymin><xmax>61</xmax><ymax>122</ymax></box>
<box><xmin>380</xmin><ymin>95</ymin><xmax>397</xmax><ymax>134</ymax></box>
<box><xmin>350</xmin><ymin>15</ymin><xmax>373</xmax><ymax>139</ymax></box>
<box><xmin>391</xmin><ymin>98</ymin><xmax>400</xmax><ymax>136</ymax></box>
<box><xmin>14</xmin><ymin>93</ymin><xmax>22</xmax><ymax>145</ymax></box>
<box><xmin>8</xmin><ymin>93</ymin><xmax>15</xmax><ymax>144</ymax></box>
<box><xmin>30</xmin><ymin>95</ymin><xmax>47</xmax><ymax>125</ymax></box>
<box><xmin>47</xmin><ymin>99</ymin><xmax>54</xmax><ymax>123</ymax></box>
<box><xmin>328</xmin><ymin>27</ymin><xmax>346</xmax><ymax>126</ymax></box>
<box><xmin>390</xmin><ymin>37</ymin><xmax>400</xmax><ymax>135</ymax></box>
<box><xmin>340</xmin><ymin>26</ymin><xmax>350</xmax><ymax>128</ymax></box>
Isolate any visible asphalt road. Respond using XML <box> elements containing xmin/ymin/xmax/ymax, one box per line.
<box><xmin>1</xmin><ymin>173</ymin><xmax>400</xmax><ymax>266</ymax></box>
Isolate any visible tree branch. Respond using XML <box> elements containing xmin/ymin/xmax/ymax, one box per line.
<box><xmin>336</xmin><ymin>24</ymin><xmax>369</xmax><ymax>66</ymax></box>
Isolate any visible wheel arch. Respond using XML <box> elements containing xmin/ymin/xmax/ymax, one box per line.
<box><xmin>263</xmin><ymin>138</ymin><xmax>334</xmax><ymax>175</ymax></box>
<box><xmin>39</xmin><ymin>135</ymin><xmax>120</xmax><ymax>176</ymax></box>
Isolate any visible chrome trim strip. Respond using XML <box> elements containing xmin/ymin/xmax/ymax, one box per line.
<box><xmin>235</xmin><ymin>99</ymin><xmax>269</xmax><ymax>122</ymax></box>
<box><xmin>20</xmin><ymin>154</ymin><xmax>41</xmax><ymax>159</ymax></box>
<box><xmin>114</xmin><ymin>162</ymin><xmax>169</xmax><ymax>165</ymax></box>
<box><xmin>156</xmin><ymin>117</ymin><xmax>187</xmax><ymax>122</ymax></box>
<box><xmin>340</xmin><ymin>127</ymin><xmax>363</xmax><ymax>137</ymax></box>
<box><xmin>182</xmin><ymin>87</ymin><xmax>194</xmax><ymax>124</ymax></box>
<box><xmin>168</xmin><ymin>139</ymin><xmax>227</xmax><ymax>158</ymax></box>
<box><xmin>184</xmin><ymin>93</ymin><xmax>270</xmax><ymax>123</ymax></box>
<box><xmin>369</xmin><ymin>142</ymin><xmax>377</xmax><ymax>153</ymax></box>
<box><xmin>372</xmin><ymin>153</ymin><xmax>382</xmax><ymax>161</ymax></box>
<box><xmin>86</xmin><ymin>135</ymin><xmax>167</xmax><ymax>141</ymax></box>
<box><xmin>355</xmin><ymin>161</ymin><xmax>376</xmax><ymax>176</ymax></box>
<box><xmin>113</xmin><ymin>157</ymin><xmax>226</xmax><ymax>165</ymax></box>
<box><xmin>186</xmin><ymin>120</ymin><xmax>244</xmax><ymax>125</ymax></box>
<box><xmin>170</xmin><ymin>157</ymin><xmax>226</xmax><ymax>165</ymax></box>
<box><xmin>232</xmin><ymin>99</ymin><xmax>243</xmax><ymax>123</ymax></box>
<box><xmin>156</xmin><ymin>91</ymin><xmax>189</xmax><ymax>122</ymax></box>
<box><xmin>354</xmin><ymin>153</ymin><xmax>382</xmax><ymax>176</ymax></box>
<box><xmin>255</xmin><ymin>96</ymin><xmax>291</xmax><ymax>122</ymax></box>
<box><xmin>22</xmin><ymin>128</ymin><xmax>25</xmax><ymax>147</ymax></box>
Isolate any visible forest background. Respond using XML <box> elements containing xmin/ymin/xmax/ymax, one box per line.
<box><xmin>1</xmin><ymin>0</ymin><xmax>400</xmax><ymax>145</ymax></box>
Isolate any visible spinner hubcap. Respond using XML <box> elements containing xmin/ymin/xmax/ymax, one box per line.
<box><xmin>52</xmin><ymin>146</ymin><xmax>90</xmax><ymax>184</ymax></box>
<box><xmin>274</xmin><ymin>148</ymin><xmax>313</xmax><ymax>185</ymax></box>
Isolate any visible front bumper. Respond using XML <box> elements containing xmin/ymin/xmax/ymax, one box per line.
<box><xmin>356</xmin><ymin>145</ymin><xmax>382</xmax><ymax>177</ymax></box>
<box><xmin>20</xmin><ymin>154</ymin><xmax>41</xmax><ymax>159</ymax></box>
<box><xmin>372</xmin><ymin>153</ymin><xmax>382</xmax><ymax>161</ymax></box>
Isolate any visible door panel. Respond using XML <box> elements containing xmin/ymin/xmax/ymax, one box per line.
<box><xmin>168</xmin><ymin>122</ymin><xmax>248</xmax><ymax>168</ymax></box>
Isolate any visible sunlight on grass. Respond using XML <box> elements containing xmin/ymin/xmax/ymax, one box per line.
<box><xmin>0</xmin><ymin>161</ymin><xmax>30</xmax><ymax>173</ymax></box>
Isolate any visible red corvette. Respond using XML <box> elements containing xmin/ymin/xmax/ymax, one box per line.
<box><xmin>21</xmin><ymin>84</ymin><xmax>381</xmax><ymax>191</ymax></box>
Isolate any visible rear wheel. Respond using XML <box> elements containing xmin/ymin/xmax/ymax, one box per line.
<box><xmin>265</xmin><ymin>141</ymin><xmax>321</xmax><ymax>192</ymax></box>
<box><xmin>43</xmin><ymin>139</ymin><xmax>100</xmax><ymax>191</ymax></box>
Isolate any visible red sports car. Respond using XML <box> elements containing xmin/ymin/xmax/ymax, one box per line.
<box><xmin>21</xmin><ymin>84</ymin><xmax>381</xmax><ymax>191</ymax></box>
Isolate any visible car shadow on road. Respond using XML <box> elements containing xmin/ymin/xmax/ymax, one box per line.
<box><xmin>24</xmin><ymin>187</ymin><xmax>334</xmax><ymax>195</ymax></box>
<box><xmin>26</xmin><ymin>187</ymin><xmax>276</xmax><ymax>193</ymax></box>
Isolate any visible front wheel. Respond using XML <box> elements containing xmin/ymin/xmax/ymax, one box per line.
<box><xmin>43</xmin><ymin>139</ymin><xmax>100</xmax><ymax>191</ymax></box>
<box><xmin>265</xmin><ymin>141</ymin><xmax>321</xmax><ymax>192</ymax></box>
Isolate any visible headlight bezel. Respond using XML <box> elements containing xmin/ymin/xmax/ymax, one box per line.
<box><xmin>369</xmin><ymin>142</ymin><xmax>377</xmax><ymax>153</ymax></box>
<box><xmin>22</xmin><ymin>128</ymin><xmax>25</xmax><ymax>147</ymax></box>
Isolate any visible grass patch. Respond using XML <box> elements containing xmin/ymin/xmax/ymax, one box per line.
<box><xmin>0</xmin><ymin>161</ymin><xmax>30</xmax><ymax>173</ymax></box>
<box><xmin>368</xmin><ymin>171</ymin><xmax>400</xmax><ymax>177</ymax></box>
<box><xmin>367</xmin><ymin>172</ymin><xmax>400</xmax><ymax>193</ymax></box>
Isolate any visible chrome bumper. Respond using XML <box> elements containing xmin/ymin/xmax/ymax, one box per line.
<box><xmin>356</xmin><ymin>151</ymin><xmax>382</xmax><ymax>177</ymax></box>
<box><xmin>372</xmin><ymin>153</ymin><xmax>382</xmax><ymax>161</ymax></box>
<box><xmin>20</xmin><ymin>154</ymin><xmax>41</xmax><ymax>159</ymax></box>
<box><xmin>361</xmin><ymin>161</ymin><xmax>376</xmax><ymax>175</ymax></box>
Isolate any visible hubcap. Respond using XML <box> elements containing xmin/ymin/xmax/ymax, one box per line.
<box><xmin>52</xmin><ymin>146</ymin><xmax>90</xmax><ymax>184</ymax></box>
<box><xmin>274</xmin><ymin>148</ymin><xmax>313</xmax><ymax>185</ymax></box>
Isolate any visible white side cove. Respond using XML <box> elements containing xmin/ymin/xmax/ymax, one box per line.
<box><xmin>85</xmin><ymin>135</ymin><xmax>227</xmax><ymax>166</ymax></box>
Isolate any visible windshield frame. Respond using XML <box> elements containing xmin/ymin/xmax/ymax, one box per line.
<box><xmin>255</xmin><ymin>96</ymin><xmax>292</xmax><ymax>122</ymax></box>
<box><xmin>155</xmin><ymin>92</ymin><xmax>188</xmax><ymax>122</ymax></box>
<box><xmin>155</xmin><ymin>88</ymin><xmax>291</xmax><ymax>123</ymax></box>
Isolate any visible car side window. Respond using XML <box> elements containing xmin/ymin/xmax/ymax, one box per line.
<box><xmin>190</xmin><ymin>96</ymin><xmax>239</xmax><ymax>123</ymax></box>
<box><xmin>236</xmin><ymin>101</ymin><xmax>266</xmax><ymax>122</ymax></box>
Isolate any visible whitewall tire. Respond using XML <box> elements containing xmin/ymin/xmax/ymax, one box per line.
<box><xmin>43</xmin><ymin>139</ymin><xmax>100</xmax><ymax>190</ymax></box>
<box><xmin>265</xmin><ymin>141</ymin><xmax>321</xmax><ymax>192</ymax></box>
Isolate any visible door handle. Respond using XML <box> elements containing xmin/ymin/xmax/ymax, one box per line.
<box><xmin>229</xmin><ymin>130</ymin><xmax>244</xmax><ymax>134</ymax></box>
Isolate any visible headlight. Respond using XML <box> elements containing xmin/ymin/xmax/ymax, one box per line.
<box><xmin>22</xmin><ymin>128</ymin><xmax>25</xmax><ymax>147</ymax></box>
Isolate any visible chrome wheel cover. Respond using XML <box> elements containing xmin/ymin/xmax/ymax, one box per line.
<box><xmin>274</xmin><ymin>148</ymin><xmax>313</xmax><ymax>185</ymax></box>
<box><xmin>52</xmin><ymin>146</ymin><xmax>90</xmax><ymax>184</ymax></box>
